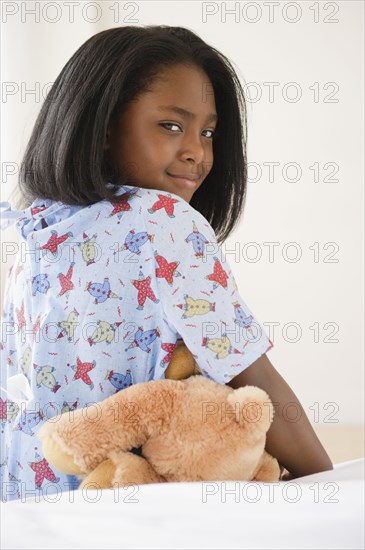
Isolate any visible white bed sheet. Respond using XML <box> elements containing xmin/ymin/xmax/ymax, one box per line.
<box><xmin>1</xmin><ymin>458</ymin><xmax>364</xmax><ymax>550</ymax></box>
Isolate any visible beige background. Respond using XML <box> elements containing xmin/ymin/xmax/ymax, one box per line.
<box><xmin>1</xmin><ymin>1</ymin><xmax>364</xmax><ymax>462</ymax></box>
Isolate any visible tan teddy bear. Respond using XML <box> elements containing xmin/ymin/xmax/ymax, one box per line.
<box><xmin>38</xmin><ymin>343</ymin><xmax>280</xmax><ymax>488</ymax></box>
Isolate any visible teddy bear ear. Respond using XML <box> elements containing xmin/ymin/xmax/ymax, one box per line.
<box><xmin>226</xmin><ymin>385</ymin><xmax>274</xmax><ymax>433</ymax></box>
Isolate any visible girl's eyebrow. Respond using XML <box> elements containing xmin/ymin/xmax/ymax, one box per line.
<box><xmin>157</xmin><ymin>104</ymin><xmax>218</xmax><ymax>123</ymax></box>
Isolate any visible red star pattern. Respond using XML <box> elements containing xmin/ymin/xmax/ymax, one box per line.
<box><xmin>32</xmin><ymin>314</ymin><xmax>41</xmax><ymax>342</ymax></box>
<box><xmin>58</xmin><ymin>263</ymin><xmax>75</xmax><ymax>296</ymax></box>
<box><xmin>29</xmin><ymin>457</ymin><xmax>58</xmax><ymax>488</ymax></box>
<box><xmin>155</xmin><ymin>253</ymin><xmax>179</xmax><ymax>285</ymax></box>
<box><xmin>73</xmin><ymin>357</ymin><xmax>95</xmax><ymax>387</ymax></box>
<box><xmin>0</xmin><ymin>398</ymin><xmax>8</xmax><ymax>421</ymax></box>
<box><xmin>31</xmin><ymin>206</ymin><xmax>48</xmax><ymax>216</ymax></box>
<box><xmin>16</xmin><ymin>301</ymin><xmax>26</xmax><ymax>331</ymax></box>
<box><xmin>206</xmin><ymin>258</ymin><xmax>229</xmax><ymax>289</ymax></box>
<box><xmin>150</xmin><ymin>194</ymin><xmax>179</xmax><ymax>217</ymax></box>
<box><xmin>132</xmin><ymin>275</ymin><xmax>158</xmax><ymax>307</ymax></box>
<box><xmin>161</xmin><ymin>342</ymin><xmax>179</xmax><ymax>366</ymax></box>
<box><xmin>40</xmin><ymin>231</ymin><xmax>73</xmax><ymax>255</ymax></box>
<box><xmin>109</xmin><ymin>193</ymin><xmax>133</xmax><ymax>217</ymax></box>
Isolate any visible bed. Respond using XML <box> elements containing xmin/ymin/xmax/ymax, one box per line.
<box><xmin>1</xmin><ymin>458</ymin><xmax>364</xmax><ymax>550</ymax></box>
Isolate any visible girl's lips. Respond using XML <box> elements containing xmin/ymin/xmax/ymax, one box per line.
<box><xmin>167</xmin><ymin>173</ymin><xmax>198</xmax><ymax>188</ymax></box>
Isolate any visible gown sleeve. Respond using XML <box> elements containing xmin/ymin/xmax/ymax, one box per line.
<box><xmin>148</xmin><ymin>202</ymin><xmax>274</xmax><ymax>385</ymax></box>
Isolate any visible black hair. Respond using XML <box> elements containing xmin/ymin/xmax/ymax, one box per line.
<box><xmin>15</xmin><ymin>25</ymin><xmax>248</xmax><ymax>245</ymax></box>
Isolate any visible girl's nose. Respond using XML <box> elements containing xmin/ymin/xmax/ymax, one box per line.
<box><xmin>179</xmin><ymin>133</ymin><xmax>206</xmax><ymax>165</ymax></box>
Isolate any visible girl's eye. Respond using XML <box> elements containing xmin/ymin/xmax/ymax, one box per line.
<box><xmin>159</xmin><ymin>122</ymin><xmax>181</xmax><ymax>132</ymax></box>
<box><xmin>159</xmin><ymin>123</ymin><xmax>218</xmax><ymax>140</ymax></box>
<box><xmin>203</xmin><ymin>129</ymin><xmax>218</xmax><ymax>139</ymax></box>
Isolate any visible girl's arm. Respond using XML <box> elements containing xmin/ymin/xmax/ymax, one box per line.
<box><xmin>227</xmin><ymin>353</ymin><xmax>333</xmax><ymax>479</ymax></box>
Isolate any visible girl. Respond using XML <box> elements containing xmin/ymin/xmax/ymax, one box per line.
<box><xmin>0</xmin><ymin>25</ymin><xmax>332</xmax><ymax>502</ymax></box>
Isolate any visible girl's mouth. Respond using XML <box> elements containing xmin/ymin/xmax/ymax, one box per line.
<box><xmin>167</xmin><ymin>173</ymin><xmax>198</xmax><ymax>188</ymax></box>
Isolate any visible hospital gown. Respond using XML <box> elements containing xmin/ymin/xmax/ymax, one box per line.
<box><xmin>0</xmin><ymin>183</ymin><xmax>273</xmax><ymax>501</ymax></box>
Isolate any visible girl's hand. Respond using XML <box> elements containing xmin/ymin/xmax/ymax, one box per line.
<box><xmin>280</xmin><ymin>468</ymin><xmax>295</xmax><ymax>481</ymax></box>
<box><xmin>228</xmin><ymin>353</ymin><xmax>333</xmax><ymax>478</ymax></box>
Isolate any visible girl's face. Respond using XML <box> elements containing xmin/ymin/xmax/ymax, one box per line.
<box><xmin>106</xmin><ymin>64</ymin><xmax>217</xmax><ymax>203</ymax></box>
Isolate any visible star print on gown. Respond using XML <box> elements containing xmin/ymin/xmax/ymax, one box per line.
<box><xmin>15</xmin><ymin>301</ymin><xmax>26</xmax><ymax>331</ymax></box>
<box><xmin>40</xmin><ymin>230</ymin><xmax>73</xmax><ymax>256</ymax></box>
<box><xmin>206</xmin><ymin>256</ymin><xmax>229</xmax><ymax>290</ymax></box>
<box><xmin>71</xmin><ymin>357</ymin><xmax>96</xmax><ymax>390</ymax></box>
<box><xmin>109</xmin><ymin>188</ymin><xmax>139</xmax><ymax>219</ymax></box>
<box><xmin>57</xmin><ymin>262</ymin><xmax>75</xmax><ymax>297</ymax></box>
<box><xmin>147</xmin><ymin>193</ymin><xmax>179</xmax><ymax>218</ymax></box>
<box><xmin>0</xmin><ymin>398</ymin><xmax>12</xmax><ymax>423</ymax></box>
<box><xmin>132</xmin><ymin>270</ymin><xmax>160</xmax><ymax>310</ymax></box>
<box><xmin>154</xmin><ymin>251</ymin><xmax>181</xmax><ymax>285</ymax></box>
<box><xmin>29</xmin><ymin>453</ymin><xmax>60</xmax><ymax>489</ymax></box>
<box><xmin>32</xmin><ymin>315</ymin><xmax>42</xmax><ymax>343</ymax></box>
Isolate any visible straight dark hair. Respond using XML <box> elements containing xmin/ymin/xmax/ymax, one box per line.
<box><xmin>16</xmin><ymin>25</ymin><xmax>248</xmax><ymax>245</ymax></box>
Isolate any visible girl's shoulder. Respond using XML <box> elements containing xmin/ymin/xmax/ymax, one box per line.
<box><xmin>111</xmin><ymin>185</ymin><xmax>218</xmax><ymax>256</ymax></box>
<box><xmin>118</xmin><ymin>185</ymin><xmax>215</xmax><ymax>238</ymax></box>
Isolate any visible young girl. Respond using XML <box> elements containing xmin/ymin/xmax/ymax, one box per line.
<box><xmin>0</xmin><ymin>25</ymin><xmax>332</xmax><ymax>502</ymax></box>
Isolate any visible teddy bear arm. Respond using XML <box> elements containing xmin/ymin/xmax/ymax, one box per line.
<box><xmin>39</xmin><ymin>412</ymin><xmax>113</xmax><ymax>474</ymax></box>
<box><xmin>79</xmin><ymin>458</ymin><xmax>117</xmax><ymax>490</ymax></box>
<box><xmin>79</xmin><ymin>451</ymin><xmax>166</xmax><ymax>491</ymax></box>
<box><xmin>164</xmin><ymin>344</ymin><xmax>197</xmax><ymax>380</ymax></box>
<box><xmin>40</xmin><ymin>379</ymin><xmax>181</xmax><ymax>474</ymax></box>
<box><xmin>109</xmin><ymin>450</ymin><xmax>166</xmax><ymax>486</ymax></box>
<box><xmin>42</xmin><ymin>431</ymin><xmax>84</xmax><ymax>475</ymax></box>
<box><xmin>252</xmin><ymin>450</ymin><xmax>281</xmax><ymax>482</ymax></box>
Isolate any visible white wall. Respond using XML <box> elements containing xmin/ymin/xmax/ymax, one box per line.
<box><xmin>1</xmin><ymin>1</ymin><xmax>364</xmax><ymax>425</ymax></box>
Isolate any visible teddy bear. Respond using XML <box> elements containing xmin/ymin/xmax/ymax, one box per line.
<box><xmin>38</xmin><ymin>342</ymin><xmax>280</xmax><ymax>489</ymax></box>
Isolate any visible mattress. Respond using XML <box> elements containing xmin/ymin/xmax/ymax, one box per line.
<box><xmin>1</xmin><ymin>458</ymin><xmax>364</xmax><ymax>550</ymax></box>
